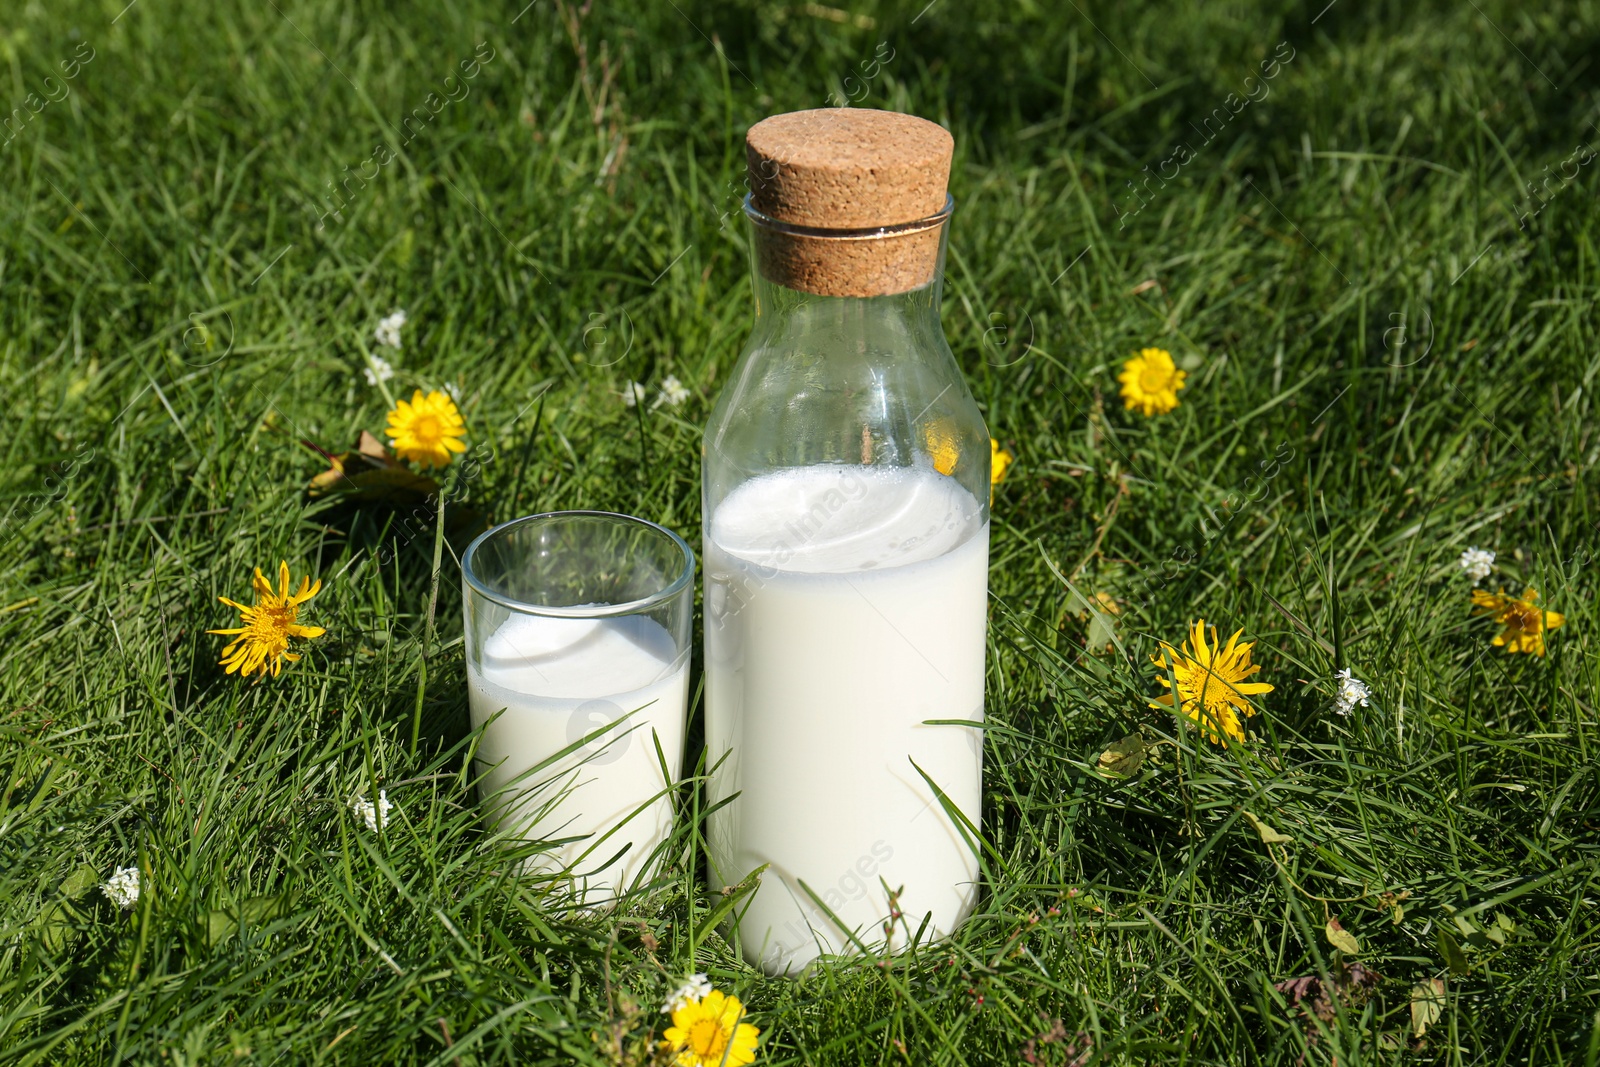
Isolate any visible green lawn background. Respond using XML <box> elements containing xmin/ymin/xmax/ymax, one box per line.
<box><xmin>1</xmin><ymin>0</ymin><xmax>1598</xmax><ymax>1063</ymax></box>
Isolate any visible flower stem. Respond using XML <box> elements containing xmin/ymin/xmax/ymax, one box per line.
<box><xmin>411</xmin><ymin>465</ymin><xmax>457</xmax><ymax>758</ymax></box>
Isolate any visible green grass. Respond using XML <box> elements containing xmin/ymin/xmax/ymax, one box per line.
<box><xmin>3</xmin><ymin>0</ymin><xmax>1600</xmax><ymax>1062</ymax></box>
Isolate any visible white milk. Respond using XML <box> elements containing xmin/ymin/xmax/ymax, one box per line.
<box><xmin>705</xmin><ymin>463</ymin><xmax>987</xmax><ymax>973</ymax></box>
<box><xmin>467</xmin><ymin>612</ymin><xmax>688</xmax><ymax>905</ymax></box>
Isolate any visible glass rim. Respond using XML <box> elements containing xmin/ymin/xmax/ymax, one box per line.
<box><xmin>743</xmin><ymin>193</ymin><xmax>954</xmax><ymax>241</ymax></box>
<box><xmin>461</xmin><ymin>510</ymin><xmax>696</xmax><ymax>619</ymax></box>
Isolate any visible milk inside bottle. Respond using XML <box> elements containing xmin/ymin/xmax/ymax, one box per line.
<box><xmin>706</xmin><ymin>465</ymin><xmax>986</xmax><ymax>971</ymax></box>
<box><xmin>702</xmin><ymin>108</ymin><xmax>990</xmax><ymax>973</ymax></box>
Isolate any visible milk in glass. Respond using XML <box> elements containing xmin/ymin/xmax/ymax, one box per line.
<box><xmin>467</xmin><ymin>611</ymin><xmax>688</xmax><ymax>904</ymax></box>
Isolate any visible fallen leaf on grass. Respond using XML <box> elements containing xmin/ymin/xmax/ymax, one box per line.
<box><xmin>1326</xmin><ymin>917</ymin><xmax>1360</xmax><ymax>955</ymax></box>
<box><xmin>305</xmin><ymin>431</ymin><xmax>440</xmax><ymax>504</ymax></box>
<box><xmin>1410</xmin><ymin>977</ymin><xmax>1445</xmax><ymax>1038</ymax></box>
<box><xmin>1096</xmin><ymin>734</ymin><xmax>1146</xmax><ymax>778</ymax></box>
<box><xmin>1274</xmin><ymin>961</ymin><xmax>1382</xmax><ymax>1026</ymax></box>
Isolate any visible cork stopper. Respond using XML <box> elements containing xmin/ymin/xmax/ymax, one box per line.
<box><xmin>745</xmin><ymin>108</ymin><xmax>954</xmax><ymax>298</ymax></box>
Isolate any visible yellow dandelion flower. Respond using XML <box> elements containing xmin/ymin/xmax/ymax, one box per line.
<box><xmin>1149</xmin><ymin>619</ymin><xmax>1273</xmax><ymax>744</ymax></box>
<box><xmin>385</xmin><ymin>389</ymin><xmax>467</xmax><ymax>468</ymax></box>
<box><xmin>991</xmin><ymin>438</ymin><xmax>1013</xmax><ymax>485</ymax></box>
<box><xmin>208</xmin><ymin>562</ymin><xmax>325</xmax><ymax>678</ymax></box>
<box><xmin>923</xmin><ymin>420</ymin><xmax>961</xmax><ymax>476</ymax></box>
<box><xmin>1118</xmin><ymin>347</ymin><xmax>1187</xmax><ymax>416</ymax></box>
<box><xmin>1470</xmin><ymin>587</ymin><xmax>1564</xmax><ymax>656</ymax></box>
<box><xmin>660</xmin><ymin>989</ymin><xmax>760</xmax><ymax>1067</ymax></box>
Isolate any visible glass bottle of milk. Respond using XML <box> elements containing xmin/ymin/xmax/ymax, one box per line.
<box><xmin>702</xmin><ymin>108</ymin><xmax>989</xmax><ymax>974</ymax></box>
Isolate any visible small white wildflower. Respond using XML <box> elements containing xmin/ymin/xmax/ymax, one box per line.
<box><xmin>653</xmin><ymin>375</ymin><xmax>690</xmax><ymax>409</ymax></box>
<box><xmin>1332</xmin><ymin>668</ymin><xmax>1372</xmax><ymax>716</ymax></box>
<box><xmin>661</xmin><ymin>973</ymin><xmax>713</xmax><ymax>1014</ymax></box>
<box><xmin>102</xmin><ymin>866</ymin><xmax>141</xmax><ymax>910</ymax></box>
<box><xmin>374</xmin><ymin>309</ymin><xmax>408</xmax><ymax>350</ymax></box>
<box><xmin>363</xmin><ymin>353</ymin><xmax>395</xmax><ymax>386</ymax></box>
<box><xmin>1457</xmin><ymin>546</ymin><xmax>1494</xmax><ymax>584</ymax></box>
<box><xmin>621</xmin><ymin>381</ymin><xmax>647</xmax><ymax>408</ymax></box>
<box><xmin>444</xmin><ymin>380</ymin><xmax>462</xmax><ymax>403</ymax></box>
<box><xmin>349</xmin><ymin>790</ymin><xmax>394</xmax><ymax>832</ymax></box>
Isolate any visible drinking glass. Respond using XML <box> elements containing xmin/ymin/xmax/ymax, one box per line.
<box><xmin>462</xmin><ymin>511</ymin><xmax>694</xmax><ymax>905</ymax></box>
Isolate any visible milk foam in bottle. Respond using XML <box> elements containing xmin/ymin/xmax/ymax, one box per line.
<box><xmin>702</xmin><ymin>108</ymin><xmax>990</xmax><ymax>974</ymax></box>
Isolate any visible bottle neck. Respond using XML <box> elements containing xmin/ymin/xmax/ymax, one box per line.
<box><xmin>748</xmin><ymin>268</ymin><xmax>946</xmax><ymax>355</ymax></box>
<box><xmin>745</xmin><ymin>205</ymin><xmax>951</xmax><ymax>353</ymax></box>
<box><xmin>703</xmin><ymin>198</ymin><xmax>986</xmax><ymax>522</ymax></box>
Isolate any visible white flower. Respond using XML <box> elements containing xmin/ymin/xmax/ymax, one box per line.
<box><xmin>1457</xmin><ymin>546</ymin><xmax>1494</xmax><ymax>584</ymax></box>
<box><xmin>1332</xmin><ymin>668</ymin><xmax>1372</xmax><ymax>715</ymax></box>
<box><xmin>621</xmin><ymin>381</ymin><xmax>647</xmax><ymax>408</ymax></box>
<box><xmin>444</xmin><ymin>381</ymin><xmax>462</xmax><ymax>403</ymax></box>
<box><xmin>661</xmin><ymin>973</ymin><xmax>713</xmax><ymax>1014</ymax></box>
<box><xmin>350</xmin><ymin>790</ymin><xmax>394</xmax><ymax>832</ymax></box>
<box><xmin>102</xmin><ymin>866</ymin><xmax>141</xmax><ymax>909</ymax></box>
<box><xmin>652</xmin><ymin>375</ymin><xmax>690</xmax><ymax>409</ymax></box>
<box><xmin>364</xmin><ymin>354</ymin><xmax>395</xmax><ymax>386</ymax></box>
<box><xmin>374</xmin><ymin>309</ymin><xmax>408</xmax><ymax>350</ymax></box>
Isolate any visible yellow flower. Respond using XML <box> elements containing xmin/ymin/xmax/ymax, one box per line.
<box><xmin>385</xmin><ymin>389</ymin><xmax>467</xmax><ymax>468</ymax></box>
<box><xmin>660</xmin><ymin>989</ymin><xmax>760</xmax><ymax>1067</ymax></box>
<box><xmin>1118</xmin><ymin>347</ymin><xmax>1187</xmax><ymax>416</ymax></box>
<box><xmin>991</xmin><ymin>438</ymin><xmax>1013</xmax><ymax>485</ymax></box>
<box><xmin>923</xmin><ymin>420</ymin><xmax>960</xmax><ymax>476</ymax></box>
<box><xmin>208</xmin><ymin>562</ymin><xmax>325</xmax><ymax>678</ymax></box>
<box><xmin>1470</xmin><ymin>587</ymin><xmax>1564</xmax><ymax>656</ymax></box>
<box><xmin>1149</xmin><ymin>619</ymin><xmax>1273</xmax><ymax>744</ymax></box>
<box><xmin>921</xmin><ymin>425</ymin><xmax>1013</xmax><ymax>504</ymax></box>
